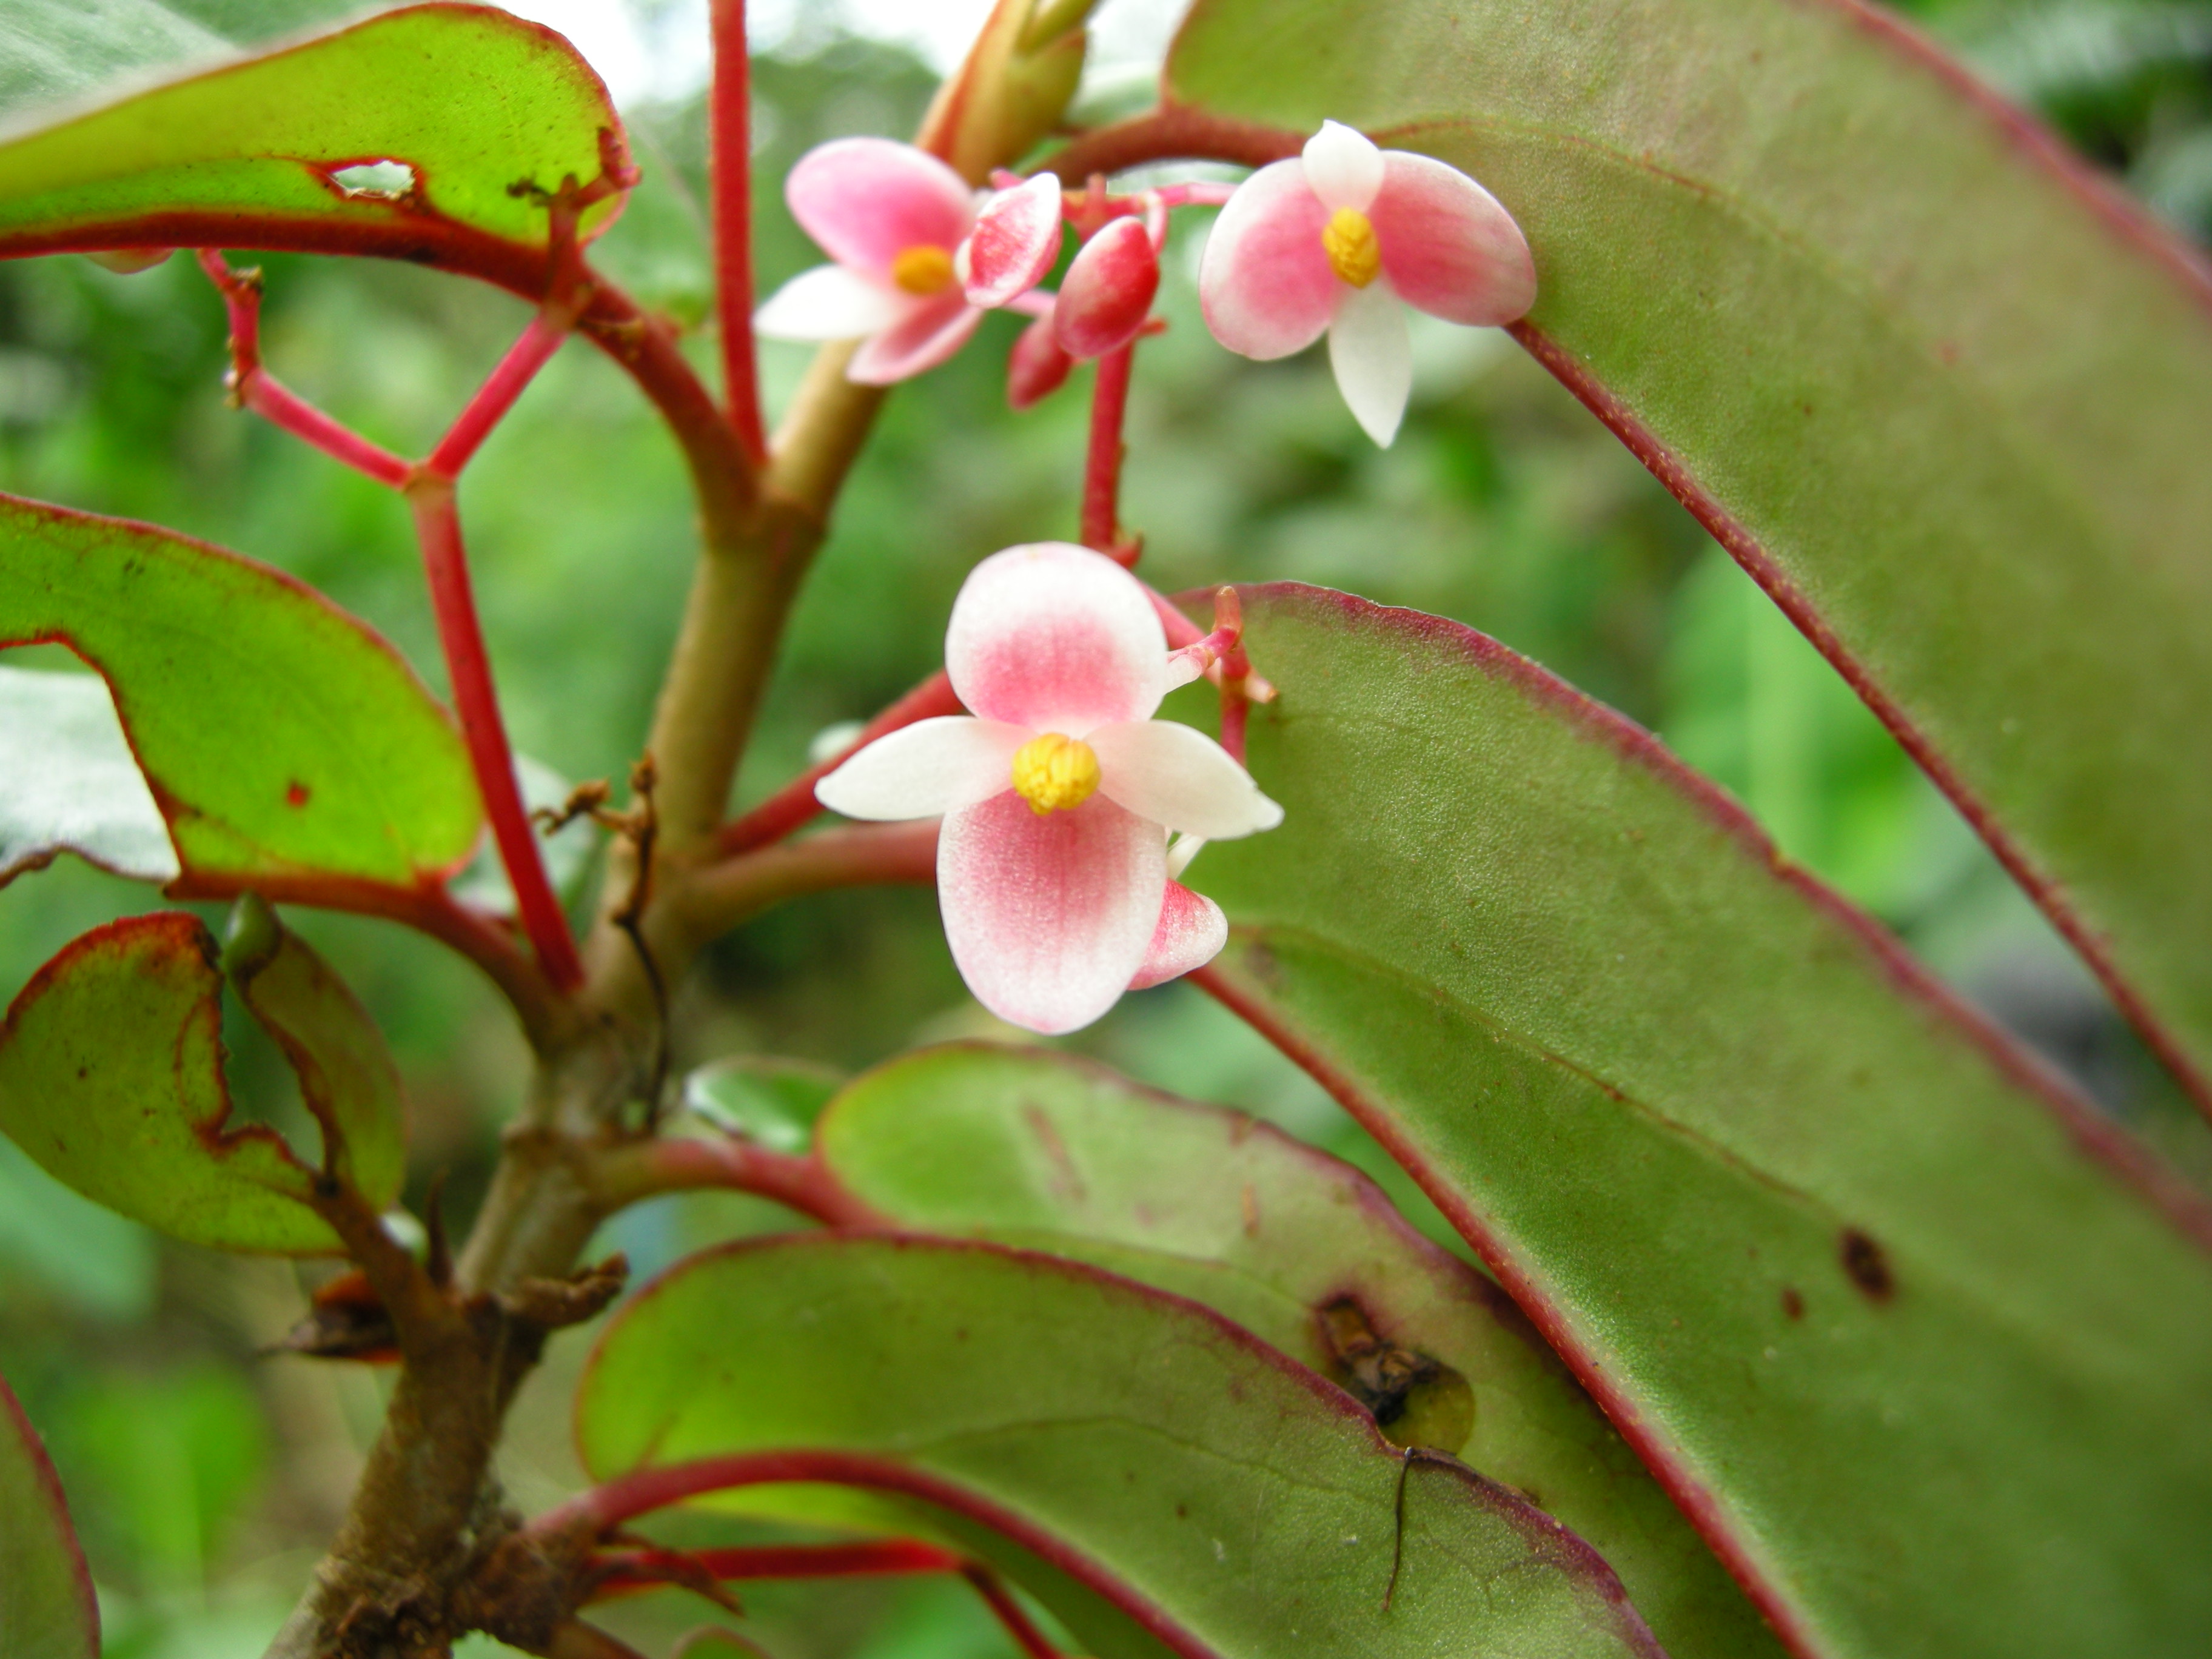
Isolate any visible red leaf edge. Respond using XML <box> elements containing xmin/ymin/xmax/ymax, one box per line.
<box><xmin>0</xmin><ymin>1369</ymin><xmax>101</xmax><ymax>1654</ymax></box>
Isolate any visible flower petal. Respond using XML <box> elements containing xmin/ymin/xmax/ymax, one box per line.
<box><xmin>1055</xmin><ymin>216</ymin><xmax>1159</xmax><ymax>360</ymax></box>
<box><xmin>939</xmin><ymin>791</ymin><xmax>1165</xmax><ymax>1034</ymax></box>
<box><xmin>965</xmin><ymin>172</ymin><xmax>1064</xmax><ymax>307</ymax></box>
<box><xmin>787</xmin><ymin>136</ymin><xmax>976</xmax><ymax>278</ymax></box>
<box><xmin>1198</xmin><ymin>158</ymin><xmax>1336</xmax><ymax>361</ymax></box>
<box><xmin>1087</xmin><ymin>719</ymin><xmax>1284</xmax><ymax>839</ymax></box>
<box><xmin>1327</xmin><ymin>281</ymin><xmax>1412</xmax><ymax>446</ymax></box>
<box><xmin>814</xmin><ymin>717</ymin><xmax>1028</xmax><ymax>820</ymax></box>
<box><xmin>1371</xmin><ymin>151</ymin><xmax>1537</xmax><ymax>326</ymax></box>
<box><xmin>1129</xmin><ymin>879</ymin><xmax>1227</xmax><ymax>990</ymax></box>
<box><xmin>947</xmin><ymin>543</ymin><xmax>1168</xmax><ymax>732</ymax></box>
<box><xmin>754</xmin><ymin>264</ymin><xmax>911</xmax><ymax>341</ymax></box>
<box><xmin>1007</xmin><ymin>307</ymin><xmax>1076</xmax><ymax>409</ymax></box>
<box><xmin>847</xmin><ymin>295</ymin><xmax>985</xmax><ymax>384</ymax></box>
<box><xmin>1301</xmin><ymin>119</ymin><xmax>1384</xmax><ymax>212</ymax></box>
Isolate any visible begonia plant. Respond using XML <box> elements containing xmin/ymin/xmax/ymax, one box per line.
<box><xmin>0</xmin><ymin>2</ymin><xmax>2208</xmax><ymax>1658</ymax></box>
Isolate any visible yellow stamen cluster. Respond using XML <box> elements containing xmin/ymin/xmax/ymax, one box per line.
<box><xmin>891</xmin><ymin>244</ymin><xmax>957</xmax><ymax>295</ymax></box>
<box><xmin>1321</xmin><ymin>207</ymin><xmax>1381</xmax><ymax>288</ymax></box>
<box><xmin>1011</xmin><ymin>732</ymin><xmax>1101</xmax><ymax>816</ymax></box>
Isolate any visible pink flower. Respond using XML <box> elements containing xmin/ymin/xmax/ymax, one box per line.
<box><xmin>754</xmin><ymin>137</ymin><xmax>989</xmax><ymax>386</ymax></box>
<box><xmin>1199</xmin><ymin>121</ymin><xmax>1536</xmax><ymax>446</ymax></box>
<box><xmin>1054</xmin><ymin>215</ymin><xmax>1159</xmax><ymax>360</ymax></box>
<box><xmin>816</xmin><ymin>543</ymin><xmax>1282</xmax><ymax>1034</ymax></box>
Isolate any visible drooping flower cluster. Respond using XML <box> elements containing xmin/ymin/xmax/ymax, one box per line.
<box><xmin>816</xmin><ymin>543</ymin><xmax>1281</xmax><ymax>1035</ymax></box>
<box><xmin>755</xmin><ymin>119</ymin><xmax>1533</xmax><ymax>443</ymax></box>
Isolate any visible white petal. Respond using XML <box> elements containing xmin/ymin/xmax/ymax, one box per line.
<box><xmin>814</xmin><ymin>717</ymin><xmax>1028</xmax><ymax>820</ymax></box>
<box><xmin>1327</xmin><ymin>282</ymin><xmax>1412</xmax><ymax>447</ymax></box>
<box><xmin>754</xmin><ymin>264</ymin><xmax>911</xmax><ymax>341</ymax></box>
<box><xmin>947</xmin><ymin>543</ymin><xmax>1169</xmax><ymax>733</ymax></box>
<box><xmin>1302</xmin><ymin>120</ymin><xmax>1384</xmax><ymax>213</ymax></box>
<box><xmin>939</xmin><ymin>792</ymin><xmax>1165</xmax><ymax>1034</ymax></box>
<box><xmin>1087</xmin><ymin>720</ymin><xmax>1284</xmax><ymax>840</ymax></box>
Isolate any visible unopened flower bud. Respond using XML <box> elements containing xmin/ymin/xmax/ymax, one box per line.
<box><xmin>1054</xmin><ymin>216</ymin><xmax>1158</xmax><ymax>360</ymax></box>
<box><xmin>965</xmin><ymin>172</ymin><xmax>1064</xmax><ymax>309</ymax></box>
<box><xmin>1008</xmin><ymin>309</ymin><xmax>1076</xmax><ymax>409</ymax></box>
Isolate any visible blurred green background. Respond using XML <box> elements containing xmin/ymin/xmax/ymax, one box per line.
<box><xmin>1</xmin><ymin>0</ymin><xmax>2209</xmax><ymax>1654</ymax></box>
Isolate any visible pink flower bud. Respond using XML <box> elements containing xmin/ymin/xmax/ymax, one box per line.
<box><xmin>965</xmin><ymin>172</ymin><xmax>1064</xmax><ymax>309</ymax></box>
<box><xmin>1053</xmin><ymin>217</ymin><xmax>1159</xmax><ymax>361</ymax></box>
<box><xmin>1008</xmin><ymin>309</ymin><xmax>1076</xmax><ymax>409</ymax></box>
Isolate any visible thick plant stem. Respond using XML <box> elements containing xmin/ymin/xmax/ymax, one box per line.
<box><xmin>407</xmin><ymin>483</ymin><xmax>585</xmax><ymax>991</ymax></box>
<box><xmin>709</xmin><ymin>0</ymin><xmax>769</xmax><ymax>463</ymax></box>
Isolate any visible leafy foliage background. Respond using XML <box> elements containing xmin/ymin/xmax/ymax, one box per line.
<box><xmin>0</xmin><ymin>0</ymin><xmax>2206</xmax><ymax>1654</ymax></box>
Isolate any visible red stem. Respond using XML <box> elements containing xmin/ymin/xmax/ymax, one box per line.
<box><xmin>715</xmin><ymin>672</ymin><xmax>965</xmax><ymax>857</ymax></box>
<box><xmin>535</xmin><ymin>1451</ymin><xmax>1199</xmax><ymax>1659</ymax></box>
<box><xmin>1080</xmin><ymin>343</ymin><xmax>1136</xmax><ymax>552</ymax></box>
<box><xmin>710</xmin><ymin>0</ymin><xmax>769</xmax><ymax>464</ymax></box>
<box><xmin>406</xmin><ymin>485</ymin><xmax>585</xmax><ymax>990</ymax></box>
<box><xmin>589</xmin><ymin>1541</ymin><xmax>1066</xmax><ymax>1659</ymax></box>
<box><xmin>591</xmin><ymin>1540</ymin><xmax>964</xmax><ymax>1594</ymax></box>
<box><xmin>197</xmin><ymin>250</ymin><xmax>414</xmax><ymax>488</ymax></box>
<box><xmin>605</xmin><ymin>1135</ymin><xmax>880</xmax><ymax>1227</ymax></box>
<box><xmin>960</xmin><ymin>1566</ymin><xmax>1067</xmax><ymax>1659</ymax></box>
<box><xmin>424</xmin><ymin>314</ymin><xmax>570</xmax><ymax>479</ymax></box>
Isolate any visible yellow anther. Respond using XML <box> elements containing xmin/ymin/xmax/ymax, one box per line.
<box><xmin>890</xmin><ymin>244</ymin><xmax>957</xmax><ymax>295</ymax></box>
<box><xmin>1321</xmin><ymin>207</ymin><xmax>1381</xmax><ymax>289</ymax></box>
<box><xmin>1011</xmin><ymin>732</ymin><xmax>1101</xmax><ymax>816</ymax></box>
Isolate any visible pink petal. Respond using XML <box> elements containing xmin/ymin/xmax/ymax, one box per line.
<box><xmin>1054</xmin><ymin>217</ymin><xmax>1159</xmax><ymax>361</ymax></box>
<box><xmin>939</xmin><ymin>790</ymin><xmax>1165</xmax><ymax>1034</ymax></box>
<box><xmin>947</xmin><ymin>543</ymin><xmax>1168</xmax><ymax>733</ymax></box>
<box><xmin>1007</xmin><ymin>308</ymin><xmax>1076</xmax><ymax>409</ymax></box>
<box><xmin>1370</xmin><ymin>151</ymin><xmax>1537</xmax><ymax>326</ymax></box>
<box><xmin>965</xmin><ymin>172</ymin><xmax>1064</xmax><ymax>307</ymax></box>
<box><xmin>814</xmin><ymin>717</ymin><xmax>1028</xmax><ymax>820</ymax></box>
<box><xmin>787</xmin><ymin>137</ymin><xmax>977</xmax><ymax>278</ymax></box>
<box><xmin>1198</xmin><ymin>158</ymin><xmax>1338</xmax><ymax>361</ymax></box>
<box><xmin>1087</xmin><ymin>719</ymin><xmax>1284</xmax><ymax>839</ymax></box>
<box><xmin>754</xmin><ymin>264</ymin><xmax>910</xmax><ymax>341</ymax></box>
<box><xmin>846</xmin><ymin>295</ymin><xmax>984</xmax><ymax>384</ymax></box>
<box><xmin>1301</xmin><ymin>120</ymin><xmax>1384</xmax><ymax>212</ymax></box>
<box><xmin>1327</xmin><ymin>280</ymin><xmax>1412</xmax><ymax>447</ymax></box>
<box><xmin>1128</xmin><ymin>880</ymin><xmax>1227</xmax><ymax>990</ymax></box>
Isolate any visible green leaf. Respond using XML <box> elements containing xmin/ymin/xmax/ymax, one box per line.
<box><xmin>1164</xmin><ymin>0</ymin><xmax>2212</xmax><ymax>1105</ymax></box>
<box><xmin>221</xmin><ymin>893</ymin><xmax>406</xmax><ymax>1214</ymax></box>
<box><xmin>685</xmin><ymin>1054</ymin><xmax>846</xmax><ymax>1153</ymax></box>
<box><xmin>0</xmin><ymin>1</ymin><xmax>625</xmax><ymax>269</ymax></box>
<box><xmin>0</xmin><ymin>1369</ymin><xmax>98</xmax><ymax>1659</ymax></box>
<box><xmin>0</xmin><ymin>492</ymin><xmax>481</xmax><ymax>897</ymax></box>
<box><xmin>0</xmin><ymin>908</ymin><xmax>403</xmax><ymax>1253</ymax></box>
<box><xmin>578</xmin><ymin>1235</ymin><xmax>1665</xmax><ymax>1659</ymax></box>
<box><xmin>0</xmin><ymin>663</ymin><xmax>179</xmax><ymax>886</ymax></box>
<box><xmin>0</xmin><ymin>0</ymin><xmax>224</xmax><ymax>123</ymax></box>
<box><xmin>815</xmin><ymin>1042</ymin><xmax>1780</xmax><ymax>1659</ymax></box>
<box><xmin>1188</xmin><ymin>585</ymin><xmax>2212</xmax><ymax>1659</ymax></box>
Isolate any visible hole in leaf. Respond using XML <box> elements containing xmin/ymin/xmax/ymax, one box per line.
<box><xmin>327</xmin><ymin>159</ymin><xmax>417</xmax><ymax>200</ymax></box>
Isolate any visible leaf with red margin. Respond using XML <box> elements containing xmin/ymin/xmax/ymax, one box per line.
<box><xmin>0</xmin><ymin>909</ymin><xmax>403</xmax><ymax>1254</ymax></box>
<box><xmin>1183</xmin><ymin>584</ymin><xmax>2212</xmax><ymax>1659</ymax></box>
<box><xmin>0</xmin><ymin>492</ymin><xmax>481</xmax><ymax>901</ymax></box>
<box><xmin>811</xmin><ymin>1041</ymin><xmax>1780</xmax><ymax>1659</ymax></box>
<box><xmin>0</xmin><ymin>2</ymin><xmax>625</xmax><ymax>277</ymax></box>
<box><xmin>1161</xmin><ymin>0</ymin><xmax>2212</xmax><ymax>1116</ymax></box>
<box><xmin>0</xmin><ymin>1367</ymin><xmax>98</xmax><ymax>1659</ymax></box>
<box><xmin>575</xmin><ymin>1234</ymin><xmax>1666</xmax><ymax>1659</ymax></box>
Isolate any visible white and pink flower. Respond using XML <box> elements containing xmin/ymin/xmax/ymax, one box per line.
<box><xmin>816</xmin><ymin>543</ymin><xmax>1282</xmax><ymax>1034</ymax></box>
<box><xmin>753</xmin><ymin>138</ymin><xmax>992</xmax><ymax>386</ymax></box>
<box><xmin>1199</xmin><ymin>121</ymin><xmax>1536</xmax><ymax>446</ymax></box>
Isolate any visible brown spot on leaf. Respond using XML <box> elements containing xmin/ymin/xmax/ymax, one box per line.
<box><xmin>1780</xmin><ymin>1285</ymin><xmax>1805</xmax><ymax>1321</ymax></box>
<box><xmin>1839</xmin><ymin>1228</ymin><xmax>1894</xmax><ymax>1301</ymax></box>
<box><xmin>286</xmin><ymin>780</ymin><xmax>311</xmax><ymax>808</ymax></box>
